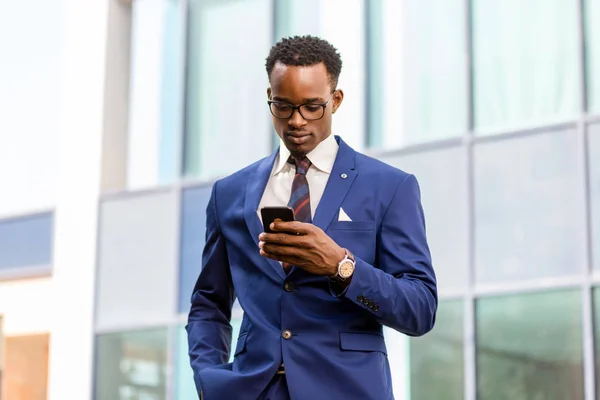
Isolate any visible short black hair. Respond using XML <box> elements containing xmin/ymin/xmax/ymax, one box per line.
<box><xmin>265</xmin><ymin>35</ymin><xmax>342</xmax><ymax>90</ymax></box>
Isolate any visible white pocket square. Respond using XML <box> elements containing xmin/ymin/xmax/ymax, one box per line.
<box><xmin>338</xmin><ymin>208</ymin><xmax>352</xmax><ymax>221</ymax></box>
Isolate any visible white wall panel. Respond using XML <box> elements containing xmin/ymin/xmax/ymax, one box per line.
<box><xmin>0</xmin><ymin>0</ymin><xmax>62</xmax><ymax>215</ymax></box>
<box><xmin>96</xmin><ymin>190</ymin><xmax>178</xmax><ymax>331</ymax></box>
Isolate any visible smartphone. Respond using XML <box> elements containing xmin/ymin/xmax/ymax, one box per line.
<box><xmin>260</xmin><ymin>206</ymin><xmax>295</xmax><ymax>233</ymax></box>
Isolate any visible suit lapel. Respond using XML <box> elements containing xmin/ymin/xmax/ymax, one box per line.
<box><xmin>244</xmin><ymin>150</ymin><xmax>288</xmax><ymax>281</ymax></box>
<box><xmin>312</xmin><ymin>136</ymin><xmax>357</xmax><ymax>231</ymax></box>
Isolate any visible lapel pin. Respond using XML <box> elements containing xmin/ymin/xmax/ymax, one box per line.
<box><xmin>341</xmin><ymin>173</ymin><xmax>348</xmax><ymax>179</ymax></box>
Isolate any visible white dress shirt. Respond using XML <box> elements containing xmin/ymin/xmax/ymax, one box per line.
<box><xmin>257</xmin><ymin>133</ymin><xmax>339</xmax><ymax>218</ymax></box>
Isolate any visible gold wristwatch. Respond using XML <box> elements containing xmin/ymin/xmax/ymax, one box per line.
<box><xmin>333</xmin><ymin>248</ymin><xmax>355</xmax><ymax>281</ymax></box>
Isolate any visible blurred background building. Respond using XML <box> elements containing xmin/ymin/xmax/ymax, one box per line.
<box><xmin>0</xmin><ymin>0</ymin><xmax>599</xmax><ymax>399</ymax></box>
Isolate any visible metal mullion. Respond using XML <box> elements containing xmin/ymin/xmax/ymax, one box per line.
<box><xmin>472</xmin><ymin>120</ymin><xmax>578</xmax><ymax>145</ymax></box>
<box><xmin>0</xmin><ymin>207</ymin><xmax>55</xmax><ymax>222</ymax></box>
<box><xmin>168</xmin><ymin>1</ymin><xmax>190</xmax><ymax>394</ymax></box>
<box><xmin>166</xmin><ymin>323</ymin><xmax>178</xmax><ymax>400</ymax></box>
<box><xmin>474</xmin><ymin>275</ymin><xmax>586</xmax><ymax>298</ymax></box>
<box><xmin>586</xmin><ymin>113</ymin><xmax>600</xmax><ymax>124</ymax></box>
<box><xmin>167</xmin><ymin>168</ymin><xmax>186</xmax><ymax>400</ymax></box>
<box><xmin>464</xmin><ymin>0</ymin><xmax>476</xmax><ymax>398</ymax></box>
<box><xmin>365</xmin><ymin>136</ymin><xmax>465</xmax><ymax>160</ymax></box>
<box><xmin>576</xmin><ymin>0</ymin><xmax>596</xmax><ymax>397</ymax></box>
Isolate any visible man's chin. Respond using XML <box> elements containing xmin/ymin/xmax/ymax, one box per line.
<box><xmin>284</xmin><ymin>141</ymin><xmax>314</xmax><ymax>157</ymax></box>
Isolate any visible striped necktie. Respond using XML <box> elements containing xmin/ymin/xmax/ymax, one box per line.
<box><xmin>287</xmin><ymin>155</ymin><xmax>312</xmax><ymax>223</ymax></box>
<box><xmin>282</xmin><ymin>155</ymin><xmax>312</xmax><ymax>273</ymax></box>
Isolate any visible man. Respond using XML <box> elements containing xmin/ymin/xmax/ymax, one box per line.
<box><xmin>186</xmin><ymin>35</ymin><xmax>437</xmax><ymax>400</ymax></box>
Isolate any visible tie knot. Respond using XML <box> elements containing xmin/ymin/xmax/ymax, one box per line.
<box><xmin>288</xmin><ymin>156</ymin><xmax>311</xmax><ymax>175</ymax></box>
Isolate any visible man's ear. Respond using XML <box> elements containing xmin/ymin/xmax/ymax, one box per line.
<box><xmin>267</xmin><ymin>87</ymin><xmax>272</xmax><ymax>100</ymax></box>
<box><xmin>332</xmin><ymin>89</ymin><xmax>344</xmax><ymax>114</ymax></box>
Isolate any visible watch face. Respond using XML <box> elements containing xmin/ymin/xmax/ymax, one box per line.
<box><xmin>339</xmin><ymin>261</ymin><xmax>355</xmax><ymax>278</ymax></box>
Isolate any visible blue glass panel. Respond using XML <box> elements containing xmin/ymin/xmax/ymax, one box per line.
<box><xmin>159</xmin><ymin>0</ymin><xmax>185</xmax><ymax>183</ymax></box>
<box><xmin>473</xmin><ymin>0</ymin><xmax>578</xmax><ymax>131</ymax></box>
<box><xmin>178</xmin><ymin>185</ymin><xmax>213</xmax><ymax>313</ymax></box>
<box><xmin>0</xmin><ymin>212</ymin><xmax>53</xmax><ymax>270</ymax></box>
<box><xmin>477</xmin><ymin>290</ymin><xmax>583</xmax><ymax>399</ymax></box>
<box><xmin>474</xmin><ymin>129</ymin><xmax>585</xmax><ymax>283</ymax></box>
<box><xmin>410</xmin><ymin>300</ymin><xmax>464</xmax><ymax>400</ymax></box>
<box><xmin>95</xmin><ymin>328</ymin><xmax>168</xmax><ymax>400</ymax></box>
<box><xmin>184</xmin><ymin>0</ymin><xmax>272</xmax><ymax>178</ymax></box>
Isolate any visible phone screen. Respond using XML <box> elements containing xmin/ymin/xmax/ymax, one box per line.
<box><xmin>260</xmin><ymin>206</ymin><xmax>295</xmax><ymax>233</ymax></box>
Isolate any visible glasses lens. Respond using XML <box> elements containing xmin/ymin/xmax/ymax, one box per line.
<box><xmin>269</xmin><ymin>102</ymin><xmax>293</xmax><ymax>119</ymax></box>
<box><xmin>299</xmin><ymin>105</ymin><xmax>324</xmax><ymax>120</ymax></box>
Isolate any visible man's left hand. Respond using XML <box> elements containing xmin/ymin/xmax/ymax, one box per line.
<box><xmin>258</xmin><ymin>221</ymin><xmax>345</xmax><ymax>276</ymax></box>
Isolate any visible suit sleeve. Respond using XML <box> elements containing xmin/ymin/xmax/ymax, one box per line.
<box><xmin>339</xmin><ymin>173</ymin><xmax>438</xmax><ymax>336</ymax></box>
<box><xmin>185</xmin><ymin>181</ymin><xmax>235</xmax><ymax>391</ymax></box>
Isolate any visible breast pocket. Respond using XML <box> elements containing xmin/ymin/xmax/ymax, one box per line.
<box><xmin>327</xmin><ymin>221</ymin><xmax>376</xmax><ymax>265</ymax></box>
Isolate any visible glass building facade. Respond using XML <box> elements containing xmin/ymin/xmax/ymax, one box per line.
<box><xmin>91</xmin><ymin>0</ymin><xmax>600</xmax><ymax>399</ymax></box>
<box><xmin>89</xmin><ymin>1</ymin><xmax>600</xmax><ymax>399</ymax></box>
<box><xmin>2</xmin><ymin>0</ymin><xmax>599</xmax><ymax>399</ymax></box>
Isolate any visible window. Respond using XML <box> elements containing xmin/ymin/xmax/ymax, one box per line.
<box><xmin>381</xmin><ymin>147</ymin><xmax>468</xmax><ymax>292</ymax></box>
<box><xmin>96</xmin><ymin>191</ymin><xmax>178</xmax><ymax>331</ymax></box>
<box><xmin>178</xmin><ymin>185</ymin><xmax>212</xmax><ymax>313</ymax></box>
<box><xmin>184</xmin><ymin>0</ymin><xmax>273</xmax><ymax>179</ymax></box>
<box><xmin>476</xmin><ymin>290</ymin><xmax>584</xmax><ymax>399</ymax></box>
<box><xmin>2</xmin><ymin>333</ymin><xmax>50</xmax><ymax>400</ymax></box>
<box><xmin>318</xmin><ymin>0</ymin><xmax>366</xmax><ymax>149</ymax></box>
<box><xmin>0</xmin><ymin>212</ymin><xmax>53</xmax><ymax>278</ymax></box>
<box><xmin>368</xmin><ymin>0</ymin><xmax>467</xmax><ymax>148</ymax></box>
<box><xmin>399</xmin><ymin>0</ymin><xmax>467</xmax><ymax>143</ymax></box>
<box><xmin>159</xmin><ymin>0</ymin><xmax>186</xmax><ymax>184</ymax></box>
<box><xmin>474</xmin><ymin>130</ymin><xmax>585</xmax><ymax>283</ymax></box>
<box><xmin>175</xmin><ymin>318</ymin><xmax>243</xmax><ymax>399</ymax></box>
<box><xmin>272</xmin><ymin>0</ymin><xmax>366</xmax><ymax>149</ymax></box>
<box><xmin>95</xmin><ymin>328</ymin><xmax>168</xmax><ymax>400</ymax></box>
<box><xmin>590</xmin><ymin>125</ymin><xmax>600</xmax><ymax>270</ymax></box>
<box><xmin>586</xmin><ymin>0</ymin><xmax>600</xmax><ymax>112</ymax></box>
<box><xmin>472</xmin><ymin>0</ymin><xmax>578</xmax><ymax>131</ymax></box>
<box><xmin>127</xmin><ymin>0</ymin><xmax>185</xmax><ymax>189</ymax></box>
<box><xmin>273</xmin><ymin>0</ymin><xmax>319</xmax><ymax>40</ymax></box>
<box><xmin>410</xmin><ymin>300</ymin><xmax>464</xmax><ymax>400</ymax></box>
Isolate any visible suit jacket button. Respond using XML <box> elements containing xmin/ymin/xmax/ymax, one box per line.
<box><xmin>282</xmin><ymin>329</ymin><xmax>292</xmax><ymax>339</ymax></box>
<box><xmin>357</xmin><ymin>295</ymin><xmax>364</xmax><ymax>302</ymax></box>
<box><xmin>284</xmin><ymin>282</ymin><xmax>293</xmax><ymax>292</ymax></box>
<box><xmin>373</xmin><ymin>305</ymin><xmax>379</xmax><ymax>312</ymax></box>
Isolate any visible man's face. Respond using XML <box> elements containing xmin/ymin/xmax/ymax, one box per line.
<box><xmin>267</xmin><ymin>62</ymin><xmax>344</xmax><ymax>157</ymax></box>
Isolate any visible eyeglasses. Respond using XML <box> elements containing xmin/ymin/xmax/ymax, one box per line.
<box><xmin>267</xmin><ymin>91</ymin><xmax>337</xmax><ymax>121</ymax></box>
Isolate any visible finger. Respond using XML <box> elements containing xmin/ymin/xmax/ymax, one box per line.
<box><xmin>260</xmin><ymin>249</ymin><xmax>304</xmax><ymax>266</ymax></box>
<box><xmin>262</xmin><ymin>242</ymin><xmax>309</xmax><ymax>258</ymax></box>
<box><xmin>259</xmin><ymin>233</ymin><xmax>308</xmax><ymax>247</ymax></box>
<box><xmin>261</xmin><ymin>243</ymin><xmax>294</xmax><ymax>256</ymax></box>
<box><xmin>271</xmin><ymin>221</ymin><xmax>312</xmax><ymax>235</ymax></box>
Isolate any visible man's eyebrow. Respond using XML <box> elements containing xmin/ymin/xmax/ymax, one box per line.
<box><xmin>271</xmin><ymin>96</ymin><xmax>324</xmax><ymax>103</ymax></box>
<box><xmin>302</xmin><ymin>97</ymin><xmax>323</xmax><ymax>103</ymax></box>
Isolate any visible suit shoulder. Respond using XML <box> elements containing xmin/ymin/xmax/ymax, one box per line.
<box><xmin>354</xmin><ymin>152</ymin><xmax>412</xmax><ymax>183</ymax></box>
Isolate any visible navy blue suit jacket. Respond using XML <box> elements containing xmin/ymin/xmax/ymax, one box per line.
<box><xmin>186</xmin><ymin>136</ymin><xmax>437</xmax><ymax>399</ymax></box>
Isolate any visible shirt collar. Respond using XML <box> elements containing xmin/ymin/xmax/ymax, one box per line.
<box><xmin>273</xmin><ymin>134</ymin><xmax>339</xmax><ymax>176</ymax></box>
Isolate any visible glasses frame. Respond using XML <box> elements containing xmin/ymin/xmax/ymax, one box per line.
<box><xmin>267</xmin><ymin>90</ymin><xmax>337</xmax><ymax>121</ymax></box>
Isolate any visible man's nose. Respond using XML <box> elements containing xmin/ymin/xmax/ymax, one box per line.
<box><xmin>288</xmin><ymin>108</ymin><xmax>307</xmax><ymax>129</ymax></box>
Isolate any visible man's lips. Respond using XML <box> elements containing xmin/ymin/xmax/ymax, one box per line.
<box><xmin>285</xmin><ymin>132</ymin><xmax>311</xmax><ymax>144</ymax></box>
